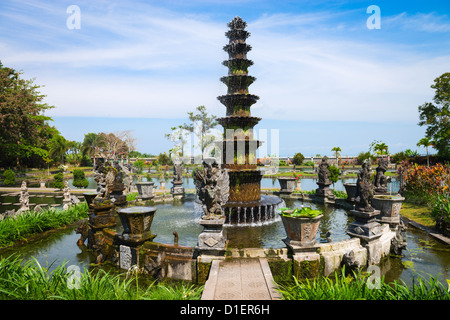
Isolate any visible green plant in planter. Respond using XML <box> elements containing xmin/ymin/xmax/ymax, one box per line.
<box><xmin>280</xmin><ymin>206</ymin><xmax>322</xmax><ymax>218</ymax></box>
<box><xmin>53</xmin><ymin>172</ymin><xmax>64</xmax><ymax>189</ymax></box>
<box><xmin>72</xmin><ymin>169</ymin><xmax>89</xmax><ymax>188</ymax></box>
<box><xmin>3</xmin><ymin>169</ymin><xmax>15</xmax><ymax>186</ymax></box>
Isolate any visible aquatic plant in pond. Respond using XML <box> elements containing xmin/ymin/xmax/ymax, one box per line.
<box><xmin>0</xmin><ymin>203</ymin><xmax>88</xmax><ymax>248</ymax></box>
<box><xmin>0</xmin><ymin>255</ymin><xmax>203</xmax><ymax>300</ymax></box>
<box><xmin>276</xmin><ymin>268</ymin><xmax>450</xmax><ymax>300</ymax></box>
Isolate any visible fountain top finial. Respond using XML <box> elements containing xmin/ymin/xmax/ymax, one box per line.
<box><xmin>228</xmin><ymin>16</ymin><xmax>247</xmax><ymax>30</ymax></box>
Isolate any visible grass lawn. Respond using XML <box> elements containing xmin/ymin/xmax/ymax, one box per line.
<box><xmin>400</xmin><ymin>202</ymin><xmax>435</xmax><ymax>228</ymax></box>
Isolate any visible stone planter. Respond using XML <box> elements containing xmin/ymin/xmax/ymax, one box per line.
<box><xmin>135</xmin><ymin>181</ymin><xmax>155</xmax><ymax>200</ymax></box>
<box><xmin>280</xmin><ymin>212</ymin><xmax>323</xmax><ymax>248</ymax></box>
<box><xmin>278</xmin><ymin>177</ymin><xmax>296</xmax><ymax>194</ymax></box>
<box><xmin>117</xmin><ymin>206</ymin><xmax>157</xmax><ymax>245</ymax></box>
<box><xmin>371</xmin><ymin>195</ymin><xmax>405</xmax><ymax>225</ymax></box>
<box><xmin>294</xmin><ymin>180</ymin><xmax>301</xmax><ymax>191</ymax></box>
<box><xmin>343</xmin><ymin>183</ymin><xmax>357</xmax><ymax>202</ymax></box>
<box><xmin>83</xmin><ymin>192</ymin><xmax>97</xmax><ymax>206</ymax></box>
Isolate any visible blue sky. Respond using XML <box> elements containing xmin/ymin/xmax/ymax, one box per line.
<box><xmin>1</xmin><ymin>0</ymin><xmax>450</xmax><ymax>157</ymax></box>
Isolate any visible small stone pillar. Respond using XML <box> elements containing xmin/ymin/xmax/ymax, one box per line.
<box><xmin>347</xmin><ymin>209</ymin><xmax>383</xmax><ymax>264</ymax></box>
<box><xmin>87</xmin><ymin>202</ymin><xmax>117</xmax><ymax>251</ymax></box>
<box><xmin>170</xmin><ymin>180</ymin><xmax>185</xmax><ymax>200</ymax></box>
<box><xmin>196</xmin><ymin>218</ymin><xmax>227</xmax><ymax>256</ymax></box>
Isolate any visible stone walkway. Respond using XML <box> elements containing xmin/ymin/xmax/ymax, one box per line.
<box><xmin>201</xmin><ymin>258</ymin><xmax>281</xmax><ymax>300</ymax></box>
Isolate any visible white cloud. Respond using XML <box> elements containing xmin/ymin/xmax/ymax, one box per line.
<box><xmin>2</xmin><ymin>2</ymin><xmax>449</xmax><ymax>124</ymax></box>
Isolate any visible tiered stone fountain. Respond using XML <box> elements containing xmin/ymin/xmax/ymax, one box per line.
<box><xmin>216</xmin><ymin>17</ymin><xmax>282</xmax><ymax>225</ymax></box>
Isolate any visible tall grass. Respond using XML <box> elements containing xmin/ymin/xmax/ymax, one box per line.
<box><xmin>0</xmin><ymin>255</ymin><xmax>203</xmax><ymax>300</ymax></box>
<box><xmin>0</xmin><ymin>203</ymin><xmax>88</xmax><ymax>248</ymax></box>
<box><xmin>276</xmin><ymin>268</ymin><xmax>450</xmax><ymax>300</ymax></box>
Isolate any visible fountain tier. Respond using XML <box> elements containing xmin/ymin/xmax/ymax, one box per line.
<box><xmin>216</xmin><ymin>17</ymin><xmax>282</xmax><ymax>224</ymax></box>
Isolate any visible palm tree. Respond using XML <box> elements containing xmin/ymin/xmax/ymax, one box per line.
<box><xmin>49</xmin><ymin>134</ymin><xmax>69</xmax><ymax>165</ymax></box>
<box><xmin>331</xmin><ymin>147</ymin><xmax>341</xmax><ymax>165</ymax></box>
<box><xmin>417</xmin><ymin>137</ymin><xmax>434</xmax><ymax>166</ymax></box>
<box><xmin>373</xmin><ymin>142</ymin><xmax>389</xmax><ymax>156</ymax></box>
<box><xmin>82</xmin><ymin>133</ymin><xmax>100</xmax><ymax>166</ymax></box>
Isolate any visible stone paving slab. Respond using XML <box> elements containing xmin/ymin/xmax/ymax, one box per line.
<box><xmin>201</xmin><ymin>258</ymin><xmax>281</xmax><ymax>300</ymax></box>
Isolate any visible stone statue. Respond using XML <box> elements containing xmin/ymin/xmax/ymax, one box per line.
<box><xmin>19</xmin><ymin>181</ymin><xmax>29</xmax><ymax>212</ymax></box>
<box><xmin>316</xmin><ymin>156</ymin><xmax>333</xmax><ymax>197</ymax></box>
<box><xmin>373</xmin><ymin>158</ymin><xmax>390</xmax><ymax>194</ymax></box>
<box><xmin>355</xmin><ymin>159</ymin><xmax>375</xmax><ymax>212</ymax></box>
<box><xmin>317</xmin><ymin>156</ymin><xmax>331</xmax><ymax>186</ymax></box>
<box><xmin>193</xmin><ymin>159</ymin><xmax>230</xmax><ymax>220</ymax></box>
<box><xmin>173</xmin><ymin>163</ymin><xmax>183</xmax><ymax>182</ymax></box>
<box><xmin>93</xmin><ymin>159</ymin><xmax>107</xmax><ymax>196</ymax></box>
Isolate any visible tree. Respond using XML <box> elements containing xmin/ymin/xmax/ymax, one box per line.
<box><xmin>418</xmin><ymin>72</ymin><xmax>450</xmax><ymax>158</ymax></box>
<box><xmin>182</xmin><ymin>106</ymin><xmax>218</xmax><ymax>159</ymax></box>
<box><xmin>292</xmin><ymin>152</ymin><xmax>305</xmax><ymax>165</ymax></box>
<box><xmin>328</xmin><ymin>165</ymin><xmax>340</xmax><ymax>190</ymax></box>
<box><xmin>82</xmin><ymin>133</ymin><xmax>100</xmax><ymax>166</ymax></box>
<box><xmin>0</xmin><ymin>61</ymin><xmax>58</xmax><ymax>168</ymax></box>
<box><xmin>165</xmin><ymin>125</ymin><xmax>189</xmax><ymax>161</ymax></box>
<box><xmin>331</xmin><ymin>147</ymin><xmax>341</xmax><ymax>165</ymax></box>
<box><xmin>417</xmin><ymin>137</ymin><xmax>434</xmax><ymax>166</ymax></box>
<box><xmin>357</xmin><ymin>151</ymin><xmax>377</xmax><ymax>165</ymax></box>
<box><xmin>97</xmin><ymin>132</ymin><xmax>127</xmax><ymax>160</ymax></box>
<box><xmin>370</xmin><ymin>140</ymin><xmax>389</xmax><ymax>156</ymax></box>
<box><xmin>49</xmin><ymin>134</ymin><xmax>69</xmax><ymax>165</ymax></box>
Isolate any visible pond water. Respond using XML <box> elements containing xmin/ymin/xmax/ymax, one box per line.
<box><xmin>0</xmin><ymin>196</ymin><xmax>448</xmax><ymax>288</ymax></box>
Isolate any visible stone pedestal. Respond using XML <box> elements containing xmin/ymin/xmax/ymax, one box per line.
<box><xmin>88</xmin><ymin>204</ymin><xmax>116</xmax><ymax>232</ymax></box>
<box><xmin>315</xmin><ymin>182</ymin><xmax>333</xmax><ymax>197</ymax></box>
<box><xmin>110</xmin><ymin>183</ymin><xmax>127</xmax><ymax>207</ymax></box>
<box><xmin>87</xmin><ymin>203</ymin><xmax>116</xmax><ymax>250</ymax></box>
<box><xmin>170</xmin><ymin>180</ymin><xmax>185</xmax><ymax>199</ymax></box>
<box><xmin>196</xmin><ymin>218</ymin><xmax>227</xmax><ymax>256</ymax></box>
<box><xmin>347</xmin><ymin>210</ymin><xmax>382</xmax><ymax>244</ymax></box>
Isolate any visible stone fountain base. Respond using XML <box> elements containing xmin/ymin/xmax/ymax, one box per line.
<box><xmin>222</xmin><ymin>195</ymin><xmax>283</xmax><ymax>225</ymax></box>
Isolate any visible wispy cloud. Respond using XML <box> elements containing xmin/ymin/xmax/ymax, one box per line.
<box><xmin>384</xmin><ymin>12</ymin><xmax>450</xmax><ymax>33</ymax></box>
<box><xmin>1</xmin><ymin>0</ymin><xmax>449</xmax><ymax>125</ymax></box>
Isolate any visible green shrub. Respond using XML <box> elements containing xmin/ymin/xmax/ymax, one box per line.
<box><xmin>328</xmin><ymin>165</ymin><xmax>340</xmax><ymax>187</ymax></box>
<box><xmin>133</xmin><ymin>160</ymin><xmax>144</xmax><ymax>174</ymax></box>
<box><xmin>431</xmin><ymin>194</ymin><xmax>450</xmax><ymax>225</ymax></box>
<box><xmin>2</xmin><ymin>169</ymin><xmax>15</xmax><ymax>186</ymax></box>
<box><xmin>303</xmin><ymin>160</ymin><xmax>315</xmax><ymax>167</ymax></box>
<box><xmin>293</xmin><ymin>152</ymin><xmax>305</xmax><ymax>165</ymax></box>
<box><xmin>53</xmin><ymin>172</ymin><xmax>64</xmax><ymax>189</ymax></box>
<box><xmin>72</xmin><ymin>169</ymin><xmax>89</xmax><ymax>189</ymax></box>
